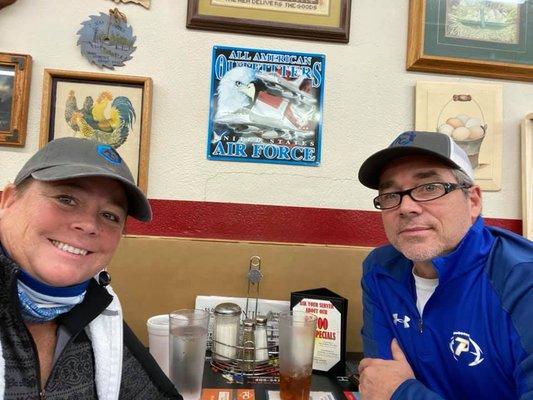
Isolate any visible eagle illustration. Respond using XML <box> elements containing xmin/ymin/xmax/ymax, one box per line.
<box><xmin>213</xmin><ymin>67</ymin><xmax>318</xmax><ymax>142</ymax></box>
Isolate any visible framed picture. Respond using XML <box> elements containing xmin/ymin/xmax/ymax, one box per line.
<box><xmin>0</xmin><ymin>52</ymin><xmax>31</xmax><ymax>147</ymax></box>
<box><xmin>186</xmin><ymin>0</ymin><xmax>351</xmax><ymax>43</ymax></box>
<box><xmin>522</xmin><ymin>113</ymin><xmax>533</xmax><ymax>240</ymax></box>
<box><xmin>39</xmin><ymin>69</ymin><xmax>152</xmax><ymax>193</ymax></box>
<box><xmin>415</xmin><ymin>81</ymin><xmax>503</xmax><ymax>191</ymax></box>
<box><xmin>407</xmin><ymin>0</ymin><xmax>533</xmax><ymax>82</ymax></box>
<box><xmin>206</xmin><ymin>46</ymin><xmax>325</xmax><ymax>166</ymax></box>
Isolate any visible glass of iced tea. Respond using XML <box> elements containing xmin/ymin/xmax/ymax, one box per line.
<box><xmin>279</xmin><ymin>311</ymin><xmax>317</xmax><ymax>400</ymax></box>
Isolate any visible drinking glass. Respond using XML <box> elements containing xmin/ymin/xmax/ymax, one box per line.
<box><xmin>278</xmin><ymin>311</ymin><xmax>317</xmax><ymax>400</ymax></box>
<box><xmin>169</xmin><ymin>309</ymin><xmax>209</xmax><ymax>400</ymax></box>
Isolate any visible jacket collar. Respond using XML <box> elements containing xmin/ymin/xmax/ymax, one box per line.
<box><xmin>431</xmin><ymin>217</ymin><xmax>494</xmax><ymax>283</ymax></box>
<box><xmin>377</xmin><ymin>217</ymin><xmax>494</xmax><ymax>285</ymax></box>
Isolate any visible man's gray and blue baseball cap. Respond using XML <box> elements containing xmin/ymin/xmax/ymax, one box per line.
<box><xmin>358</xmin><ymin>131</ymin><xmax>475</xmax><ymax>190</ymax></box>
<box><xmin>14</xmin><ymin>137</ymin><xmax>152</xmax><ymax>222</ymax></box>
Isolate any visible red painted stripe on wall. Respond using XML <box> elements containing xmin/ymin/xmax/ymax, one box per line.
<box><xmin>126</xmin><ymin>199</ymin><xmax>523</xmax><ymax>247</ymax></box>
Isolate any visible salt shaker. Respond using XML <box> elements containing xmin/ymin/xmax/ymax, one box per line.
<box><xmin>254</xmin><ymin>315</ymin><xmax>269</xmax><ymax>362</ymax></box>
<box><xmin>213</xmin><ymin>303</ymin><xmax>241</xmax><ymax>360</ymax></box>
<box><xmin>240</xmin><ymin>318</ymin><xmax>256</xmax><ymax>371</ymax></box>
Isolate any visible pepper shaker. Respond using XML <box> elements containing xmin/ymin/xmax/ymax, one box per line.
<box><xmin>240</xmin><ymin>318</ymin><xmax>256</xmax><ymax>371</ymax></box>
<box><xmin>254</xmin><ymin>315</ymin><xmax>269</xmax><ymax>362</ymax></box>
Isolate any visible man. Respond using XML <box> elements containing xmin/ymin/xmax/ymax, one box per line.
<box><xmin>0</xmin><ymin>137</ymin><xmax>180</xmax><ymax>399</ymax></box>
<box><xmin>356</xmin><ymin>131</ymin><xmax>532</xmax><ymax>399</ymax></box>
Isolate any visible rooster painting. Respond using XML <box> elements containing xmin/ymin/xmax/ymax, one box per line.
<box><xmin>64</xmin><ymin>90</ymin><xmax>135</xmax><ymax>148</ymax></box>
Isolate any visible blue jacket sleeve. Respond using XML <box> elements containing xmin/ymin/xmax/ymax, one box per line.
<box><xmin>391</xmin><ymin>380</ymin><xmax>445</xmax><ymax>400</ymax></box>
<box><xmin>486</xmin><ymin>231</ymin><xmax>533</xmax><ymax>398</ymax></box>
<box><xmin>361</xmin><ymin>255</ymin><xmax>394</xmax><ymax>359</ymax></box>
<box><xmin>362</xmin><ymin>253</ymin><xmax>446</xmax><ymax>400</ymax></box>
<box><xmin>499</xmin><ymin>260</ymin><xmax>533</xmax><ymax>399</ymax></box>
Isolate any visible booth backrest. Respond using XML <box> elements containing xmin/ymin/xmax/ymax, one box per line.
<box><xmin>109</xmin><ymin>235</ymin><xmax>371</xmax><ymax>352</ymax></box>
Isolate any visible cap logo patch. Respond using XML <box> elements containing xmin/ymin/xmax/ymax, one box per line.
<box><xmin>97</xmin><ymin>144</ymin><xmax>122</xmax><ymax>165</ymax></box>
<box><xmin>391</xmin><ymin>131</ymin><xmax>416</xmax><ymax>147</ymax></box>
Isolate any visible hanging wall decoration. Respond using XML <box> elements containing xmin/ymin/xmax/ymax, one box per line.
<box><xmin>39</xmin><ymin>69</ymin><xmax>153</xmax><ymax>193</ymax></box>
<box><xmin>206</xmin><ymin>46</ymin><xmax>326</xmax><ymax>166</ymax></box>
<box><xmin>415</xmin><ymin>81</ymin><xmax>503</xmax><ymax>191</ymax></box>
<box><xmin>0</xmin><ymin>0</ymin><xmax>17</xmax><ymax>11</ymax></box>
<box><xmin>77</xmin><ymin>8</ymin><xmax>137</xmax><ymax>69</ymax></box>
<box><xmin>109</xmin><ymin>0</ymin><xmax>150</xmax><ymax>9</ymax></box>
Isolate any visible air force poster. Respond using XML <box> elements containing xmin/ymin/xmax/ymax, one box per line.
<box><xmin>207</xmin><ymin>46</ymin><xmax>325</xmax><ymax>166</ymax></box>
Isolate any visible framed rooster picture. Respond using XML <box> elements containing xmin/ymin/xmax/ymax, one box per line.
<box><xmin>39</xmin><ymin>69</ymin><xmax>153</xmax><ymax>193</ymax></box>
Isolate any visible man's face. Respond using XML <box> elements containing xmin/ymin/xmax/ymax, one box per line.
<box><xmin>378</xmin><ymin>156</ymin><xmax>482</xmax><ymax>263</ymax></box>
<box><xmin>0</xmin><ymin>177</ymin><xmax>127</xmax><ymax>286</ymax></box>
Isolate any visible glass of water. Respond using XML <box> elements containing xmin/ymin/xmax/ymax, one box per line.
<box><xmin>169</xmin><ymin>309</ymin><xmax>209</xmax><ymax>400</ymax></box>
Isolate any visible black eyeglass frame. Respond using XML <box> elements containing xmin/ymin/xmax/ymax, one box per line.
<box><xmin>373</xmin><ymin>182</ymin><xmax>472</xmax><ymax>210</ymax></box>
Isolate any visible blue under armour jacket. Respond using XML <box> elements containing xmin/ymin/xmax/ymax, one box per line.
<box><xmin>361</xmin><ymin>217</ymin><xmax>533</xmax><ymax>399</ymax></box>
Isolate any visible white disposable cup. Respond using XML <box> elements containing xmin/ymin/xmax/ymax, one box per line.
<box><xmin>147</xmin><ymin>314</ymin><xmax>170</xmax><ymax>376</ymax></box>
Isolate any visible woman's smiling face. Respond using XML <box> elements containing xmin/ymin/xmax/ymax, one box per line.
<box><xmin>0</xmin><ymin>177</ymin><xmax>127</xmax><ymax>286</ymax></box>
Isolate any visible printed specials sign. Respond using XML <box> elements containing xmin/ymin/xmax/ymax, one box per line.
<box><xmin>293</xmin><ymin>298</ymin><xmax>342</xmax><ymax>372</ymax></box>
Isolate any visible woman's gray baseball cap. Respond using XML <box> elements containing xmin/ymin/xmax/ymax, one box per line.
<box><xmin>358</xmin><ymin>131</ymin><xmax>475</xmax><ymax>189</ymax></box>
<box><xmin>14</xmin><ymin>137</ymin><xmax>152</xmax><ymax>222</ymax></box>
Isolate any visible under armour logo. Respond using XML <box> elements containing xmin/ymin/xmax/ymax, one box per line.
<box><xmin>392</xmin><ymin>313</ymin><xmax>411</xmax><ymax>328</ymax></box>
<box><xmin>449</xmin><ymin>331</ymin><xmax>484</xmax><ymax>367</ymax></box>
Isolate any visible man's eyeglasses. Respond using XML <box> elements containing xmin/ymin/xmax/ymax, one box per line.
<box><xmin>373</xmin><ymin>182</ymin><xmax>471</xmax><ymax>210</ymax></box>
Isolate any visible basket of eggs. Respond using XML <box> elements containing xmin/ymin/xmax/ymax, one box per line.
<box><xmin>437</xmin><ymin>94</ymin><xmax>487</xmax><ymax>169</ymax></box>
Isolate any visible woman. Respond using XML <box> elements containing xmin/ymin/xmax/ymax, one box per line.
<box><xmin>0</xmin><ymin>137</ymin><xmax>180</xmax><ymax>399</ymax></box>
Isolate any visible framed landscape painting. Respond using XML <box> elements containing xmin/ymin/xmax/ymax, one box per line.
<box><xmin>407</xmin><ymin>0</ymin><xmax>533</xmax><ymax>82</ymax></box>
<box><xmin>0</xmin><ymin>52</ymin><xmax>31</xmax><ymax>147</ymax></box>
<box><xmin>39</xmin><ymin>69</ymin><xmax>152</xmax><ymax>193</ymax></box>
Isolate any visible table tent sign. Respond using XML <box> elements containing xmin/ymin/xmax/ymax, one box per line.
<box><xmin>291</xmin><ymin>288</ymin><xmax>348</xmax><ymax>376</ymax></box>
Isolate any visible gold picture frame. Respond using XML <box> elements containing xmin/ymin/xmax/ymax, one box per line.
<box><xmin>187</xmin><ymin>0</ymin><xmax>351</xmax><ymax>43</ymax></box>
<box><xmin>407</xmin><ymin>0</ymin><xmax>533</xmax><ymax>82</ymax></box>
<box><xmin>0</xmin><ymin>52</ymin><xmax>32</xmax><ymax>147</ymax></box>
<box><xmin>39</xmin><ymin>69</ymin><xmax>153</xmax><ymax>194</ymax></box>
<box><xmin>522</xmin><ymin>113</ymin><xmax>533</xmax><ymax>240</ymax></box>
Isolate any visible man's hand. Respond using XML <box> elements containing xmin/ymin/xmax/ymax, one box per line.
<box><xmin>358</xmin><ymin>339</ymin><xmax>415</xmax><ymax>400</ymax></box>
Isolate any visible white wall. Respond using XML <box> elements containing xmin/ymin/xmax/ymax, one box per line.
<box><xmin>0</xmin><ymin>0</ymin><xmax>531</xmax><ymax>219</ymax></box>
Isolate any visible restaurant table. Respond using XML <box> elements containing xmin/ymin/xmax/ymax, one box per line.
<box><xmin>201</xmin><ymin>353</ymin><xmax>361</xmax><ymax>400</ymax></box>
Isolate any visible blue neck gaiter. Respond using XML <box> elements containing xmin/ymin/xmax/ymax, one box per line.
<box><xmin>17</xmin><ymin>269</ymin><xmax>90</xmax><ymax>323</ymax></box>
<box><xmin>1</xmin><ymin>243</ymin><xmax>90</xmax><ymax>323</ymax></box>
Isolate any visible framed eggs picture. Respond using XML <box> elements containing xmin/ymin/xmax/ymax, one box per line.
<box><xmin>415</xmin><ymin>81</ymin><xmax>503</xmax><ymax>191</ymax></box>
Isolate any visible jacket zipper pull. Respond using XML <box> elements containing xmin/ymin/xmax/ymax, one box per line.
<box><xmin>418</xmin><ymin>318</ymin><xmax>424</xmax><ymax>333</ymax></box>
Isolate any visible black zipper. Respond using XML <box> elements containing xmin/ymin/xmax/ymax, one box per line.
<box><xmin>418</xmin><ymin>318</ymin><xmax>424</xmax><ymax>333</ymax></box>
<box><xmin>10</xmin><ymin>267</ymin><xmax>45</xmax><ymax>398</ymax></box>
